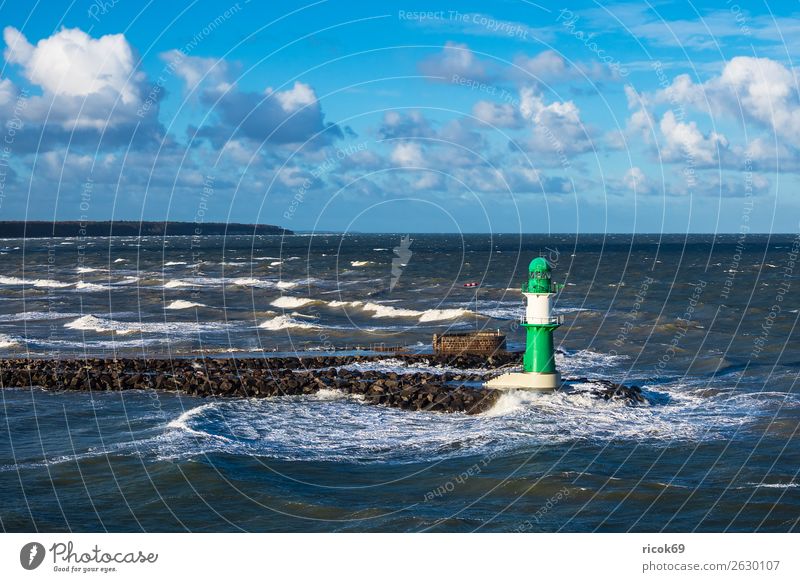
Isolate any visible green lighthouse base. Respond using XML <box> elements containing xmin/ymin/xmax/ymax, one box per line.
<box><xmin>484</xmin><ymin>371</ymin><xmax>561</xmax><ymax>392</ymax></box>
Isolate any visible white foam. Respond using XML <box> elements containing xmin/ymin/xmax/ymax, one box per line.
<box><xmin>259</xmin><ymin>315</ymin><xmax>319</xmax><ymax>330</ymax></box>
<box><xmin>0</xmin><ymin>333</ymin><xmax>19</xmax><ymax>348</ymax></box>
<box><xmin>556</xmin><ymin>349</ymin><xmax>629</xmax><ymax>377</ymax></box>
<box><xmin>291</xmin><ymin>312</ymin><xmax>317</xmax><ymax>319</ymax></box>
<box><xmin>116</xmin><ymin>276</ymin><xmax>140</xmax><ymax>285</ymax></box>
<box><xmin>230</xmin><ymin>277</ymin><xmax>281</xmax><ymax>288</ymax></box>
<box><xmin>328</xmin><ymin>300</ymin><xmax>471</xmax><ymax>322</ymax></box>
<box><xmin>64</xmin><ymin>314</ymin><xmax>228</xmax><ymax>335</ymax></box>
<box><xmin>165</xmin><ymin>300</ymin><xmax>206</xmax><ymax>310</ymax></box>
<box><xmin>76</xmin><ymin>267</ymin><xmax>101</xmax><ymax>273</ymax></box>
<box><xmin>76</xmin><ymin>281</ymin><xmax>110</xmax><ymax>292</ymax></box>
<box><xmin>147</xmin><ymin>380</ymin><xmax>765</xmax><ymax>463</ymax></box>
<box><xmin>276</xmin><ymin>281</ymin><xmax>298</xmax><ymax>290</ymax></box>
<box><xmin>271</xmin><ymin>296</ymin><xmax>315</xmax><ymax>309</ymax></box>
<box><xmin>482</xmin><ymin>390</ymin><xmax>541</xmax><ymax>417</ymax></box>
<box><xmin>328</xmin><ymin>300</ymin><xmax>360</xmax><ymax>308</ymax></box>
<box><xmin>163</xmin><ymin>261</ymin><xmax>187</xmax><ymax>266</ymax></box>
<box><xmin>167</xmin><ymin>403</ymin><xmax>231</xmax><ymax>442</ymax></box>
<box><xmin>313</xmin><ymin>388</ymin><xmax>346</xmax><ymax>401</ymax></box>
<box><xmin>351</xmin><ymin>260</ymin><xmax>371</xmax><ymax>267</ymax></box>
<box><xmin>0</xmin><ymin>311</ymin><xmax>80</xmax><ymax>322</ymax></box>
<box><xmin>340</xmin><ymin>357</ymin><xmax>494</xmax><ymax>377</ymax></box>
<box><xmin>361</xmin><ymin>302</ymin><xmax>421</xmax><ymax>318</ymax></box>
<box><xmin>419</xmin><ymin>308</ymin><xmax>471</xmax><ymax>322</ymax></box>
<box><xmin>164</xmin><ymin>276</ymin><xmax>287</xmax><ymax>290</ymax></box>
<box><xmin>0</xmin><ymin>276</ymin><xmax>71</xmax><ymax>288</ymax></box>
<box><xmin>113</xmin><ymin>258</ymin><xmax>126</xmax><ymax>263</ymax></box>
<box><xmin>164</xmin><ymin>279</ymin><xmax>191</xmax><ymax>288</ymax></box>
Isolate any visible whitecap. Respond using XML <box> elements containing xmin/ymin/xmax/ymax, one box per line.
<box><xmin>165</xmin><ymin>300</ymin><xmax>206</xmax><ymax>310</ymax></box>
<box><xmin>0</xmin><ymin>333</ymin><xmax>20</xmax><ymax>348</ymax></box>
<box><xmin>360</xmin><ymin>302</ymin><xmax>422</xmax><ymax>318</ymax></box>
<box><xmin>0</xmin><ymin>276</ymin><xmax>71</xmax><ymax>288</ymax></box>
<box><xmin>418</xmin><ymin>308</ymin><xmax>471</xmax><ymax>322</ymax></box>
<box><xmin>0</xmin><ymin>311</ymin><xmax>80</xmax><ymax>322</ymax></box>
<box><xmin>164</xmin><ymin>279</ymin><xmax>191</xmax><ymax>288</ymax></box>
<box><xmin>64</xmin><ymin>314</ymin><xmax>229</xmax><ymax>335</ymax></box>
<box><xmin>167</xmin><ymin>403</ymin><xmax>231</xmax><ymax>442</ymax></box>
<box><xmin>76</xmin><ymin>281</ymin><xmax>111</xmax><ymax>292</ymax></box>
<box><xmin>259</xmin><ymin>315</ymin><xmax>319</xmax><ymax>330</ymax></box>
<box><xmin>271</xmin><ymin>296</ymin><xmax>315</xmax><ymax>309</ymax></box>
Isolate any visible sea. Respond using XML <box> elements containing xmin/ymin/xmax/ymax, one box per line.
<box><xmin>0</xmin><ymin>233</ymin><xmax>798</xmax><ymax>532</ymax></box>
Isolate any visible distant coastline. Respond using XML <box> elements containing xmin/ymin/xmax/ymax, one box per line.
<box><xmin>0</xmin><ymin>221</ymin><xmax>292</xmax><ymax>238</ymax></box>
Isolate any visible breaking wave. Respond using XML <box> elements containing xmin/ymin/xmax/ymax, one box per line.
<box><xmin>0</xmin><ymin>333</ymin><xmax>19</xmax><ymax>348</ymax></box>
<box><xmin>329</xmin><ymin>300</ymin><xmax>472</xmax><ymax>322</ymax></box>
<box><xmin>64</xmin><ymin>314</ymin><xmax>229</xmax><ymax>335</ymax></box>
<box><xmin>0</xmin><ymin>276</ymin><xmax>71</xmax><ymax>288</ymax></box>
<box><xmin>259</xmin><ymin>314</ymin><xmax>320</xmax><ymax>330</ymax></box>
<box><xmin>271</xmin><ymin>296</ymin><xmax>317</xmax><ymax>309</ymax></box>
<box><xmin>165</xmin><ymin>300</ymin><xmax>207</xmax><ymax>310</ymax></box>
<box><xmin>76</xmin><ymin>281</ymin><xmax>111</xmax><ymax>292</ymax></box>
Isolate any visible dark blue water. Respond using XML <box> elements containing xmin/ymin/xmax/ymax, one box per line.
<box><xmin>1</xmin><ymin>233</ymin><xmax>799</xmax><ymax>531</ymax></box>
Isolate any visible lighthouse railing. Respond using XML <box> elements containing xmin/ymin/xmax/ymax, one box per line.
<box><xmin>520</xmin><ymin>314</ymin><xmax>564</xmax><ymax>325</ymax></box>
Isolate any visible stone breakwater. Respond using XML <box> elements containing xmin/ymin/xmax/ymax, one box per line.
<box><xmin>0</xmin><ymin>353</ymin><xmax>646</xmax><ymax>414</ymax></box>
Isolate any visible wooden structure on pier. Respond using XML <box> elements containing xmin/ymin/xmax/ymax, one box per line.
<box><xmin>432</xmin><ymin>330</ymin><xmax>506</xmax><ymax>356</ymax></box>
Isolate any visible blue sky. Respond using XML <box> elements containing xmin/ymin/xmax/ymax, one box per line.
<box><xmin>0</xmin><ymin>0</ymin><xmax>798</xmax><ymax>233</ymax></box>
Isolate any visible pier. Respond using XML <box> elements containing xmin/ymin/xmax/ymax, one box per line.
<box><xmin>0</xmin><ymin>352</ymin><xmax>646</xmax><ymax>414</ymax></box>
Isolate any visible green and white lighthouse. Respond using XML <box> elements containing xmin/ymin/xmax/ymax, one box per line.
<box><xmin>486</xmin><ymin>257</ymin><xmax>563</xmax><ymax>391</ymax></box>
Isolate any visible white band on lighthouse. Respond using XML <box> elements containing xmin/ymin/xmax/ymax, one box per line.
<box><xmin>524</xmin><ymin>293</ymin><xmax>556</xmax><ymax>325</ymax></box>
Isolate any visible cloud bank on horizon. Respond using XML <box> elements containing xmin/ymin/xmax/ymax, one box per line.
<box><xmin>0</xmin><ymin>0</ymin><xmax>797</xmax><ymax>233</ymax></box>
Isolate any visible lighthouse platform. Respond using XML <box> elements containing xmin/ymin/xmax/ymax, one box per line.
<box><xmin>484</xmin><ymin>371</ymin><xmax>561</xmax><ymax>391</ymax></box>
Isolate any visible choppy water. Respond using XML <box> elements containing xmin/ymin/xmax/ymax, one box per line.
<box><xmin>1</xmin><ymin>233</ymin><xmax>799</xmax><ymax>531</ymax></box>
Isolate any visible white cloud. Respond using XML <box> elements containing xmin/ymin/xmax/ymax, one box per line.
<box><xmin>412</xmin><ymin>172</ymin><xmax>442</xmax><ymax>190</ymax></box>
<box><xmin>472</xmin><ymin>100</ymin><xmax>523</xmax><ymax>128</ymax></box>
<box><xmin>221</xmin><ymin>139</ymin><xmax>256</xmax><ymax>165</ymax></box>
<box><xmin>0</xmin><ymin>26</ymin><xmax>160</xmax><ymax>143</ymax></box>
<box><xmin>390</xmin><ymin>142</ymin><xmax>424</xmax><ymax>166</ymax></box>
<box><xmin>520</xmin><ymin>87</ymin><xmax>580</xmax><ymax>125</ymax></box>
<box><xmin>514</xmin><ymin>50</ymin><xmax>609</xmax><ymax>83</ymax></box>
<box><xmin>0</xmin><ymin>77</ymin><xmax>14</xmax><ymax>106</ymax></box>
<box><xmin>277</xmin><ymin>166</ymin><xmax>308</xmax><ymax>188</ymax></box>
<box><xmin>161</xmin><ymin>50</ymin><xmax>231</xmax><ymax>95</ymax></box>
<box><xmin>4</xmin><ymin>26</ymin><xmax>142</xmax><ymax>104</ymax></box>
<box><xmin>273</xmin><ymin>81</ymin><xmax>317</xmax><ymax>113</ymax></box>
<box><xmin>517</xmin><ymin>86</ymin><xmax>593</xmax><ymax>160</ymax></box>
<box><xmin>656</xmin><ymin>56</ymin><xmax>800</xmax><ymax>147</ymax></box>
<box><xmin>622</xmin><ymin>166</ymin><xmax>655</xmax><ymax>195</ymax></box>
<box><xmin>418</xmin><ymin>41</ymin><xmax>493</xmax><ymax>82</ymax></box>
<box><xmin>658</xmin><ymin>110</ymin><xmax>728</xmax><ymax>165</ymax></box>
